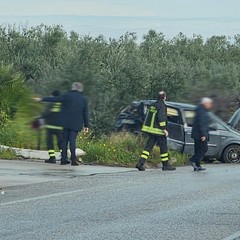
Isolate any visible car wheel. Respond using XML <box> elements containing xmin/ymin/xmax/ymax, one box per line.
<box><xmin>222</xmin><ymin>145</ymin><xmax>240</xmax><ymax>163</ymax></box>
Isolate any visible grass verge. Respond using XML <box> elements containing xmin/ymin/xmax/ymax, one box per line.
<box><xmin>78</xmin><ymin>132</ymin><xmax>189</xmax><ymax>167</ymax></box>
<box><xmin>0</xmin><ymin>148</ymin><xmax>17</xmax><ymax>160</ymax></box>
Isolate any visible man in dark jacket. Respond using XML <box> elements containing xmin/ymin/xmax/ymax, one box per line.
<box><xmin>189</xmin><ymin>97</ymin><xmax>213</xmax><ymax>171</ymax></box>
<box><xmin>136</xmin><ymin>91</ymin><xmax>176</xmax><ymax>171</ymax></box>
<box><xmin>42</xmin><ymin>90</ymin><xmax>63</xmax><ymax>164</ymax></box>
<box><xmin>41</xmin><ymin>82</ymin><xmax>89</xmax><ymax>166</ymax></box>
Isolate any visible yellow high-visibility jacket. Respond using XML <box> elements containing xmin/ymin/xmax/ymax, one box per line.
<box><xmin>142</xmin><ymin>100</ymin><xmax>167</xmax><ymax>136</ymax></box>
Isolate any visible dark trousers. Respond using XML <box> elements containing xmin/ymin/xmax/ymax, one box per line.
<box><xmin>62</xmin><ymin>128</ymin><xmax>78</xmax><ymax>162</ymax></box>
<box><xmin>46</xmin><ymin>128</ymin><xmax>63</xmax><ymax>157</ymax></box>
<box><xmin>190</xmin><ymin>140</ymin><xmax>208</xmax><ymax>166</ymax></box>
<box><xmin>139</xmin><ymin>134</ymin><xmax>168</xmax><ymax>165</ymax></box>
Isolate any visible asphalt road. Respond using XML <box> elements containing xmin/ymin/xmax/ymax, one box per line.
<box><xmin>0</xmin><ymin>162</ymin><xmax>240</xmax><ymax>240</ymax></box>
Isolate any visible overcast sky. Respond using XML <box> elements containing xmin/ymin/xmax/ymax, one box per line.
<box><xmin>0</xmin><ymin>0</ymin><xmax>239</xmax><ymax>17</ymax></box>
<box><xmin>0</xmin><ymin>0</ymin><xmax>239</xmax><ymax>38</ymax></box>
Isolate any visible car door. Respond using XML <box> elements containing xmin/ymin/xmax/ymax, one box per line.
<box><xmin>167</xmin><ymin>107</ymin><xmax>185</xmax><ymax>153</ymax></box>
<box><xmin>182</xmin><ymin>110</ymin><xmax>195</xmax><ymax>155</ymax></box>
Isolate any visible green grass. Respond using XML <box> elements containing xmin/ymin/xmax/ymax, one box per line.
<box><xmin>78</xmin><ymin>133</ymin><xmax>189</xmax><ymax>167</ymax></box>
<box><xmin>0</xmin><ymin>148</ymin><xmax>17</xmax><ymax>160</ymax></box>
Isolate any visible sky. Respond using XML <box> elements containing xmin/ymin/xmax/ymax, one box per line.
<box><xmin>0</xmin><ymin>0</ymin><xmax>239</xmax><ymax>39</ymax></box>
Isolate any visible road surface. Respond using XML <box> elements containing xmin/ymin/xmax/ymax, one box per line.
<box><xmin>0</xmin><ymin>160</ymin><xmax>240</xmax><ymax>240</ymax></box>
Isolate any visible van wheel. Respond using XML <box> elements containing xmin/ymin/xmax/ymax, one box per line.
<box><xmin>222</xmin><ymin>145</ymin><xmax>240</xmax><ymax>163</ymax></box>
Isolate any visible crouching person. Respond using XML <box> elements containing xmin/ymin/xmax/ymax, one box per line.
<box><xmin>136</xmin><ymin>91</ymin><xmax>176</xmax><ymax>171</ymax></box>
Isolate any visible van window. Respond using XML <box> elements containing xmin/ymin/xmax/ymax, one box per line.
<box><xmin>167</xmin><ymin>107</ymin><xmax>182</xmax><ymax>124</ymax></box>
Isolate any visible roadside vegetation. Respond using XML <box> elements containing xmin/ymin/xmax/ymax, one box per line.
<box><xmin>78</xmin><ymin>133</ymin><xmax>188</xmax><ymax>167</ymax></box>
<box><xmin>0</xmin><ymin>24</ymin><xmax>239</xmax><ymax>165</ymax></box>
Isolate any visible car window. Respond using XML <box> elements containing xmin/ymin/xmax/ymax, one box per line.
<box><xmin>167</xmin><ymin>107</ymin><xmax>182</xmax><ymax>124</ymax></box>
<box><xmin>209</xmin><ymin>113</ymin><xmax>228</xmax><ymax>131</ymax></box>
<box><xmin>184</xmin><ymin>110</ymin><xmax>195</xmax><ymax>127</ymax></box>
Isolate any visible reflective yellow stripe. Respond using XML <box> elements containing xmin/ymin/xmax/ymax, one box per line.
<box><xmin>142</xmin><ymin>126</ymin><xmax>165</xmax><ymax>135</ymax></box>
<box><xmin>160</xmin><ymin>122</ymin><xmax>166</xmax><ymax>127</ymax></box>
<box><xmin>48</xmin><ymin>150</ymin><xmax>54</xmax><ymax>153</ymax></box>
<box><xmin>161</xmin><ymin>153</ymin><xmax>168</xmax><ymax>157</ymax></box>
<box><xmin>45</xmin><ymin>125</ymin><xmax>63</xmax><ymax>130</ymax></box>
<box><xmin>150</xmin><ymin>111</ymin><xmax>156</xmax><ymax>128</ymax></box>
<box><xmin>143</xmin><ymin>151</ymin><xmax>150</xmax><ymax>156</ymax></box>
<box><xmin>51</xmin><ymin>103</ymin><xmax>62</xmax><ymax>112</ymax></box>
<box><xmin>161</xmin><ymin>157</ymin><xmax>168</xmax><ymax>161</ymax></box>
<box><xmin>141</xmin><ymin>154</ymin><xmax>148</xmax><ymax>160</ymax></box>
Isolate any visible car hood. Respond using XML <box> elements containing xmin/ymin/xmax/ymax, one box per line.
<box><xmin>228</xmin><ymin>108</ymin><xmax>240</xmax><ymax>130</ymax></box>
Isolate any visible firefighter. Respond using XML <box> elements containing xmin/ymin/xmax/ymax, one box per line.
<box><xmin>42</xmin><ymin>90</ymin><xmax>64</xmax><ymax>164</ymax></box>
<box><xmin>136</xmin><ymin>91</ymin><xmax>176</xmax><ymax>171</ymax></box>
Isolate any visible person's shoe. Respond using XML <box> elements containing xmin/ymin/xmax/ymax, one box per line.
<box><xmin>194</xmin><ymin>166</ymin><xmax>206</xmax><ymax>171</ymax></box>
<box><xmin>45</xmin><ymin>157</ymin><xmax>56</xmax><ymax>164</ymax></box>
<box><xmin>71</xmin><ymin>161</ymin><xmax>79</xmax><ymax>166</ymax></box>
<box><xmin>162</xmin><ymin>163</ymin><xmax>176</xmax><ymax>171</ymax></box>
<box><xmin>136</xmin><ymin>162</ymin><xmax>145</xmax><ymax>171</ymax></box>
<box><xmin>189</xmin><ymin>160</ymin><xmax>198</xmax><ymax>170</ymax></box>
<box><xmin>60</xmin><ymin>159</ymin><xmax>71</xmax><ymax>165</ymax></box>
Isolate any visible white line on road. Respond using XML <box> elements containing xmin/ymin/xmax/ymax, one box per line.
<box><xmin>0</xmin><ymin>189</ymin><xmax>85</xmax><ymax>207</ymax></box>
<box><xmin>223</xmin><ymin>231</ymin><xmax>240</xmax><ymax>240</ymax></box>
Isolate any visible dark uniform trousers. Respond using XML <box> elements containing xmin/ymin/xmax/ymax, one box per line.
<box><xmin>46</xmin><ymin>128</ymin><xmax>63</xmax><ymax>158</ymax></box>
<box><xmin>189</xmin><ymin>140</ymin><xmax>208</xmax><ymax>166</ymax></box>
<box><xmin>140</xmin><ymin>134</ymin><xmax>169</xmax><ymax>164</ymax></box>
<box><xmin>61</xmin><ymin>128</ymin><xmax>78</xmax><ymax>161</ymax></box>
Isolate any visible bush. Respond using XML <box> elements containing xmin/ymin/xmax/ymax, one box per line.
<box><xmin>0</xmin><ymin>148</ymin><xmax>17</xmax><ymax>160</ymax></box>
<box><xmin>78</xmin><ymin>133</ymin><xmax>188</xmax><ymax>167</ymax></box>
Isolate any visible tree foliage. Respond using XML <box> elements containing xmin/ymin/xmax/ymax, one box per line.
<box><xmin>0</xmin><ymin>24</ymin><xmax>240</xmax><ymax>133</ymax></box>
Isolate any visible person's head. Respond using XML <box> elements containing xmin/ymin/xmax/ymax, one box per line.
<box><xmin>157</xmin><ymin>91</ymin><xmax>167</xmax><ymax>101</ymax></box>
<box><xmin>72</xmin><ymin>82</ymin><xmax>83</xmax><ymax>92</ymax></box>
<box><xmin>201</xmin><ymin>97</ymin><xmax>213</xmax><ymax>110</ymax></box>
<box><xmin>51</xmin><ymin>90</ymin><xmax>61</xmax><ymax>97</ymax></box>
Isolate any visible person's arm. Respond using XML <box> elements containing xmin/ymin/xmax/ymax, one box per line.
<box><xmin>83</xmin><ymin>98</ymin><xmax>90</xmax><ymax>131</ymax></box>
<box><xmin>198</xmin><ymin>108</ymin><xmax>208</xmax><ymax>140</ymax></box>
<box><xmin>42</xmin><ymin>96</ymin><xmax>64</xmax><ymax>103</ymax></box>
<box><xmin>157</xmin><ymin>104</ymin><xmax>167</xmax><ymax>131</ymax></box>
<box><xmin>157</xmin><ymin>103</ymin><xmax>168</xmax><ymax>136</ymax></box>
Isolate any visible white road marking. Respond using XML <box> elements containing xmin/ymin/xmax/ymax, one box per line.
<box><xmin>223</xmin><ymin>231</ymin><xmax>240</xmax><ymax>240</ymax></box>
<box><xmin>0</xmin><ymin>189</ymin><xmax>85</xmax><ymax>207</ymax></box>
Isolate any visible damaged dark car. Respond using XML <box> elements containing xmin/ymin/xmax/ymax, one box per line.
<box><xmin>115</xmin><ymin>100</ymin><xmax>240</xmax><ymax>163</ymax></box>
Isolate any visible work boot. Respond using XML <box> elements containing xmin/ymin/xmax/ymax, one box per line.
<box><xmin>45</xmin><ymin>157</ymin><xmax>56</xmax><ymax>164</ymax></box>
<box><xmin>162</xmin><ymin>161</ymin><xmax>176</xmax><ymax>171</ymax></box>
<box><xmin>71</xmin><ymin>160</ymin><xmax>79</xmax><ymax>166</ymax></box>
<box><xmin>136</xmin><ymin>158</ymin><xmax>146</xmax><ymax>171</ymax></box>
<box><xmin>136</xmin><ymin>162</ymin><xmax>145</xmax><ymax>171</ymax></box>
